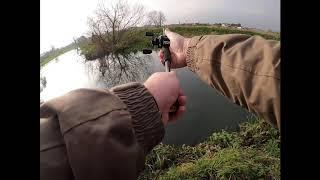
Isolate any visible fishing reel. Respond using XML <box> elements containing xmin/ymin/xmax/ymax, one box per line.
<box><xmin>143</xmin><ymin>32</ymin><xmax>172</xmax><ymax>72</ymax></box>
<box><xmin>143</xmin><ymin>32</ymin><xmax>170</xmax><ymax>52</ymax></box>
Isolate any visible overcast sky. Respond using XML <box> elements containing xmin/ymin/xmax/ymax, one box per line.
<box><xmin>40</xmin><ymin>0</ymin><xmax>280</xmax><ymax>54</ymax></box>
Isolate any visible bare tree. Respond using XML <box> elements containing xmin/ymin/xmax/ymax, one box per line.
<box><xmin>146</xmin><ymin>10</ymin><xmax>158</xmax><ymax>26</ymax></box>
<box><xmin>40</xmin><ymin>74</ymin><xmax>47</xmax><ymax>93</ymax></box>
<box><xmin>158</xmin><ymin>11</ymin><xmax>166</xmax><ymax>27</ymax></box>
<box><xmin>146</xmin><ymin>10</ymin><xmax>166</xmax><ymax>27</ymax></box>
<box><xmin>50</xmin><ymin>45</ymin><xmax>55</xmax><ymax>52</ymax></box>
<box><xmin>87</xmin><ymin>0</ymin><xmax>145</xmax><ymax>54</ymax></box>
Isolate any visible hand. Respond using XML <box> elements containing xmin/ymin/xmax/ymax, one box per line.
<box><xmin>159</xmin><ymin>28</ymin><xmax>191</xmax><ymax>69</ymax></box>
<box><xmin>144</xmin><ymin>72</ymin><xmax>187</xmax><ymax>126</ymax></box>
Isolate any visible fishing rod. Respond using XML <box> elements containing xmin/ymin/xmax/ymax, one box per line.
<box><xmin>142</xmin><ymin>28</ymin><xmax>179</xmax><ymax>113</ymax></box>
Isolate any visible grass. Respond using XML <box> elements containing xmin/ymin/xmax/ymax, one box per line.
<box><xmin>166</xmin><ymin>26</ymin><xmax>280</xmax><ymax>40</ymax></box>
<box><xmin>124</xmin><ymin>25</ymin><xmax>280</xmax><ymax>52</ymax></box>
<box><xmin>138</xmin><ymin>119</ymin><xmax>280</xmax><ymax>180</ymax></box>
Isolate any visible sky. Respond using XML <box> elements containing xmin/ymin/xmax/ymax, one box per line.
<box><xmin>40</xmin><ymin>0</ymin><xmax>280</xmax><ymax>54</ymax></box>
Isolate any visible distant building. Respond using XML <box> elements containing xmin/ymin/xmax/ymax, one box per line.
<box><xmin>220</xmin><ymin>23</ymin><xmax>242</xmax><ymax>28</ymax></box>
<box><xmin>231</xmin><ymin>23</ymin><xmax>241</xmax><ymax>27</ymax></box>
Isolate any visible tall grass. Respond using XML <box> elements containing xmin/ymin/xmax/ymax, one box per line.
<box><xmin>139</xmin><ymin>119</ymin><xmax>280</xmax><ymax>180</ymax></box>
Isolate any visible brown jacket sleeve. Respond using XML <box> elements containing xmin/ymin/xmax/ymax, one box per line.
<box><xmin>40</xmin><ymin>82</ymin><xmax>164</xmax><ymax>180</ymax></box>
<box><xmin>185</xmin><ymin>34</ymin><xmax>280</xmax><ymax>128</ymax></box>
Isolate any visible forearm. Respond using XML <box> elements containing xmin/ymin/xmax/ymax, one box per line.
<box><xmin>40</xmin><ymin>83</ymin><xmax>165</xmax><ymax>180</ymax></box>
<box><xmin>185</xmin><ymin>34</ymin><xmax>280</xmax><ymax>128</ymax></box>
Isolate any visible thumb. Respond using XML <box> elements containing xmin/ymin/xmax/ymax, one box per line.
<box><xmin>164</xmin><ymin>28</ymin><xmax>171</xmax><ymax>34</ymax></box>
<box><xmin>165</xmin><ymin>28</ymin><xmax>175</xmax><ymax>39</ymax></box>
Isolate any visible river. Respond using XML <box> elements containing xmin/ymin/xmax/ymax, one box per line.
<box><xmin>40</xmin><ymin>50</ymin><xmax>252</xmax><ymax>145</ymax></box>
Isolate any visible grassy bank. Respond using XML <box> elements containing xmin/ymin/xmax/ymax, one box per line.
<box><xmin>139</xmin><ymin>119</ymin><xmax>280</xmax><ymax>180</ymax></box>
<box><xmin>167</xmin><ymin>25</ymin><xmax>280</xmax><ymax>40</ymax></box>
<box><xmin>40</xmin><ymin>44</ymin><xmax>76</xmax><ymax>67</ymax></box>
<box><xmin>79</xmin><ymin>25</ymin><xmax>280</xmax><ymax>60</ymax></box>
<box><xmin>123</xmin><ymin>25</ymin><xmax>280</xmax><ymax>52</ymax></box>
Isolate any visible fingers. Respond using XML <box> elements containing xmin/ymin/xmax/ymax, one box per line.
<box><xmin>178</xmin><ymin>89</ymin><xmax>185</xmax><ymax>97</ymax></box>
<box><xmin>158</xmin><ymin>49</ymin><xmax>179</xmax><ymax>68</ymax></box>
<box><xmin>169</xmin><ymin>91</ymin><xmax>187</xmax><ymax>122</ymax></box>
<box><xmin>169</xmin><ymin>105</ymin><xmax>186</xmax><ymax>122</ymax></box>
<box><xmin>158</xmin><ymin>50</ymin><xmax>164</xmax><ymax>63</ymax></box>
<box><xmin>159</xmin><ymin>50</ymin><xmax>164</xmax><ymax>59</ymax></box>
<box><xmin>178</xmin><ymin>95</ymin><xmax>187</xmax><ymax>106</ymax></box>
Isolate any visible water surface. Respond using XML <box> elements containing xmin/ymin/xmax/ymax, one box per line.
<box><xmin>40</xmin><ymin>50</ymin><xmax>252</xmax><ymax>145</ymax></box>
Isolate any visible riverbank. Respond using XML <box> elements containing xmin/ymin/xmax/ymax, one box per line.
<box><xmin>79</xmin><ymin>25</ymin><xmax>280</xmax><ymax>61</ymax></box>
<box><xmin>139</xmin><ymin>119</ymin><xmax>280</xmax><ymax>180</ymax></box>
<box><xmin>40</xmin><ymin>44</ymin><xmax>75</xmax><ymax>67</ymax></box>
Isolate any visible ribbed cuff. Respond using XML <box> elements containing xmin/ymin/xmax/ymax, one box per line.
<box><xmin>186</xmin><ymin>36</ymin><xmax>202</xmax><ymax>72</ymax></box>
<box><xmin>111</xmin><ymin>82</ymin><xmax>164</xmax><ymax>153</ymax></box>
<box><xmin>186</xmin><ymin>47</ymin><xmax>197</xmax><ymax>72</ymax></box>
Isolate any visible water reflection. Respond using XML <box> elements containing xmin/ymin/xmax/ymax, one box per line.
<box><xmin>85</xmin><ymin>53</ymin><xmax>153</xmax><ymax>88</ymax></box>
<box><xmin>40</xmin><ymin>75</ymin><xmax>47</xmax><ymax>93</ymax></box>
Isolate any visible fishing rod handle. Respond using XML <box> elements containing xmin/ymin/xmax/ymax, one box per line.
<box><xmin>163</xmin><ymin>47</ymin><xmax>171</xmax><ymax>65</ymax></box>
<box><xmin>162</xmin><ymin>47</ymin><xmax>179</xmax><ymax>113</ymax></box>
